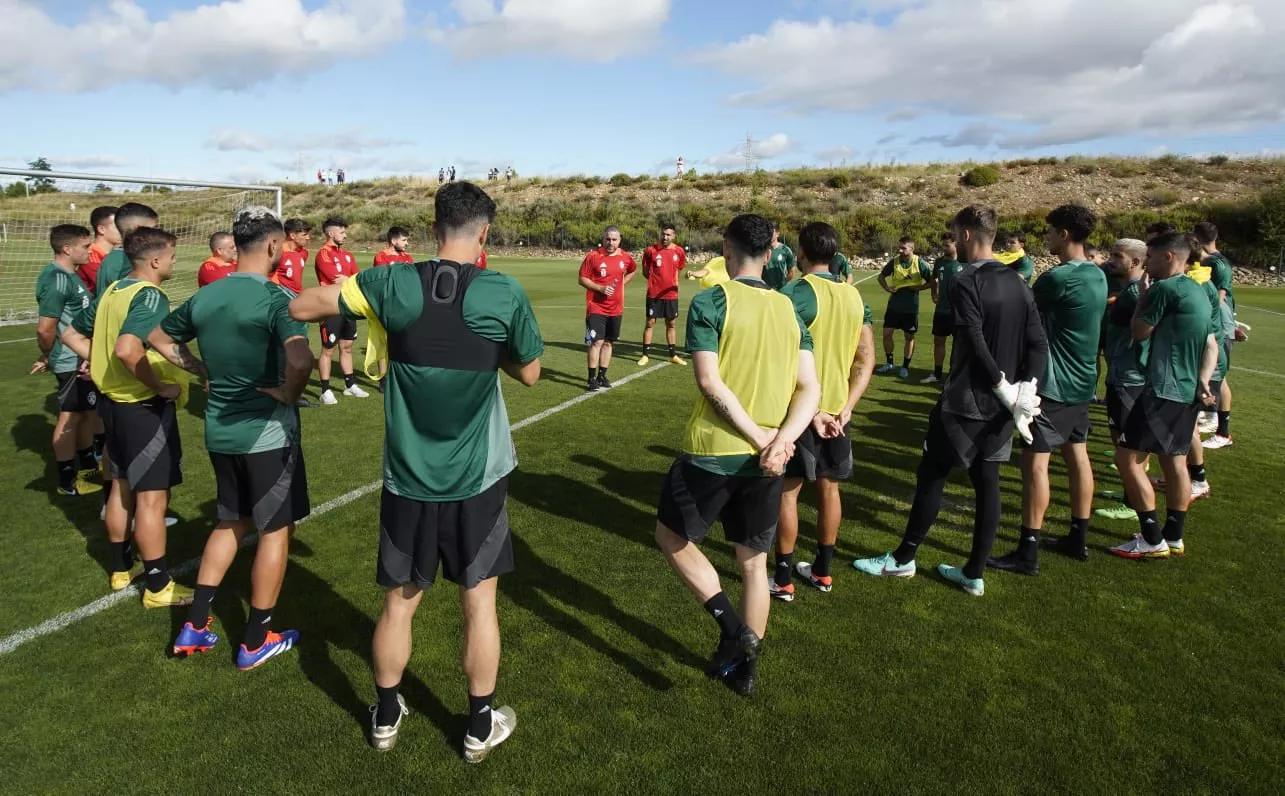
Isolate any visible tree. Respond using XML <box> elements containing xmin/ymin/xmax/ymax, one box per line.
<box><xmin>26</xmin><ymin>157</ymin><xmax>57</xmax><ymax>193</ymax></box>
<box><xmin>94</xmin><ymin>183</ymin><xmax>112</xmax><ymax>193</ymax></box>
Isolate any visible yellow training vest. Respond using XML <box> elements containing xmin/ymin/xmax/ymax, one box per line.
<box><xmin>91</xmin><ymin>280</ymin><xmax>188</xmax><ymax>406</ymax></box>
<box><xmin>886</xmin><ymin>255</ymin><xmax>926</xmax><ymax>291</ymax></box>
<box><xmin>341</xmin><ymin>277</ymin><xmax>387</xmax><ymax>379</ymax></box>
<box><xmin>803</xmin><ymin>274</ymin><xmax>865</xmax><ymax>415</ymax></box>
<box><xmin>1186</xmin><ymin>263</ymin><xmax>1211</xmax><ymax>284</ymax></box>
<box><xmin>699</xmin><ymin>256</ymin><xmax>730</xmax><ymax>290</ymax></box>
<box><xmin>682</xmin><ymin>280</ymin><xmax>800</xmax><ymax>456</ymax></box>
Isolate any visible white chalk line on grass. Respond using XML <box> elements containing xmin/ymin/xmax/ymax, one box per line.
<box><xmin>0</xmin><ymin>337</ymin><xmax>35</xmax><ymax>345</ymax></box>
<box><xmin>1238</xmin><ymin>304</ymin><xmax>1285</xmax><ymax>318</ymax></box>
<box><xmin>1233</xmin><ymin>365</ymin><xmax>1285</xmax><ymax>380</ymax></box>
<box><xmin>0</xmin><ymin>362</ymin><xmax>670</xmax><ymax>657</ymax></box>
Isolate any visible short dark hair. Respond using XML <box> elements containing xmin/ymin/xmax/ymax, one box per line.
<box><xmin>1046</xmin><ymin>204</ymin><xmax>1097</xmax><ymax>244</ymax></box>
<box><xmin>124</xmin><ymin>226</ymin><xmax>177</xmax><ymax>266</ymax></box>
<box><xmin>898</xmin><ymin>236</ymin><xmax>915</xmax><ymax>247</ymax></box>
<box><xmin>386</xmin><ymin>226</ymin><xmax>410</xmax><ymax>243</ymax></box>
<box><xmin>1145</xmin><ymin>221</ymin><xmax>1178</xmax><ymax>241</ymax></box>
<box><xmin>90</xmin><ymin>206</ymin><xmax>117</xmax><ymax>234</ymax></box>
<box><xmin>50</xmin><ymin>224</ymin><xmax>91</xmax><ymax>254</ymax></box>
<box><xmin>284</xmin><ymin>218</ymin><xmax>312</xmax><ymax>235</ymax></box>
<box><xmin>724</xmin><ymin>214</ymin><xmax>774</xmax><ymax>261</ymax></box>
<box><xmin>1185</xmin><ymin>235</ymin><xmax>1204</xmax><ymax>266</ymax></box>
<box><xmin>1010</xmin><ymin>231</ymin><xmax>1027</xmax><ymax>246</ymax></box>
<box><xmin>951</xmin><ymin>205</ymin><xmax>999</xmax><ymax>244</ymax></box>
<box><xmin>1192</xmin><ymin>221</ymin><xmax>1218</xmax><ymax>245</ymax></box>
<box><xmin>798</xmin><ymin>221</ymin><xmax>840</xmax><ymax>265</ymax></box>
<box><xmin>660</xmin><ymin>222</ymin><xmax>676</xmax><ymax>233</ymax></box>
<box><xmin>322</xmin><ymin>217</ymin><xmax>347</xmax><ymax>233</ymax></box>
<box><xmin>1084</xmin><ymin>242</ymin><xmax>1099</xmax><ymax>257</ymax></box>
<box><xmin>941</xmin><ymin>231</ymin><xmax>957</xmax><ymax>243</ymax></box>
<box><xmin>115</xmin><ymin>202</ymin><xmax>158</xmax><ymax>235</ymax></box>
<box><xmin>209</xmin><ymin>231</ymin><xmax>233</xmax><ymax>252</ymax></box>
<box><xmin>1146</xmin><ymin>231</ymin><xmax>1192</xmax><ymax>262</ymax></box>
<box><xmin>232</xmin><ymin>207</ymin><xmax>284</xmax><ymax>251</ymax></box>
<box><xmin>434</xmin><ymin>182</ymin><xmax>497</xmax><ymax>235</ymax></box>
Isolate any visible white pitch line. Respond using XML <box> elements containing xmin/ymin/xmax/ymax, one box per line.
<box><xmin>1238</xmin><ymin>304</ymin><xmax>1285</xmax><ymax>317</ymax></box>
<box><xmin>1232</xmin><ymin>365</ymin><xmax>1285</xmax><ymax>379</ymax></box>
<box><xmin>0</xmin><ymin>337</ymin><xmax>36</xmax><ymax>345</ymax></box>
<box><xmin>0</xmin><ymin>362</ymin><xmax>670</xmax><ymax>657</ymax></box>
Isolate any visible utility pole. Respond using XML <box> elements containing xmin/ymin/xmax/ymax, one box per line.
<box><xmin>741</xmin><ymin>133</ymin><xmax>759</xmax><ymax>174</ymax></box>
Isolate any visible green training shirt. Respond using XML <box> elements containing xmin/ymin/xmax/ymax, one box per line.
<box><xmin>1199</xmin><ymin>280</ymin><xmax>1228</xmax><ymax>382</ymax></box>
<box><xmin>35</xmin><ymin>262</ymin><xmax>92</xmax><ymax>374</ymax></box>
<box><xmin>1205</xmin><ymin>252</ymin><xmax>1236</xmax><ymax>339</ymax></box>
<box><xmin>880</xmin><ymin>257</ymin><xmax>935</xmax><ymax>315</ymax></box>
<box><xmin>932</xmin><ymin>258</ymin><xmax>965</xmax><ymax>317</ymax></box>
<box><xmin>1104</xmin><ymin>280</ymin><xmax>1148</xmax><ymax>388</ymax></box>
<box><xmin>685</xmin><ymin>277</ymin><xmax>812</xmax><ymax>476</ymax></box>
<box><xmin>1014</xmin><ymin>255</ymin><xmax>1036</xmax><ymax>285</ymax></box>
<box><xmin>160</xmin><ymin>273</ymin><xmax>307</xmax><ymax>455</ymax></box>
<box><xmin>95</xmin><ymin>249</ymin><xmax>131</xmax><ymax>296</ymax></box>
<box><xmin>340</xmin><ymin>262</ymin><xmax>544</xmax><ymax>501</ymax></box>
<box><xmin>1139</xmin><ymin>275</ymin><xmax>1213</xmax><ymax>403</ymax></box>
<box><xmin>1032</xmin><ymin>260</ymin><xmax>1108</xmax><ymax>404</ymax></box>
<box><xmin>829</xmin><ymin>253</ymin><xmax>852</xmax><ymax>280</ymax></box>
<box><xmin>764</xmin><ymin>244</ymin><xmax>796</xmax><ymax>291</ymax></box>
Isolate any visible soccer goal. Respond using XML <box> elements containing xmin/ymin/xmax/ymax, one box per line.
<box><xmin>0</xmin><ymin>168</ymin><xmax>282</xmax><ymax>323</ymax></box>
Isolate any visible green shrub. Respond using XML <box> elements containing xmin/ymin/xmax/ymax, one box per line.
<box><xmin>1145</xmin><ymin>189</ymin><xmax>1181</xmax><ymax>207</ymax></box>
<box><xmin>610</xmin><ymin>173</ymin><xmax>633</xmax><ymax>187</ymax></box>
<box><xmin>1206</xmin><ymin>155</ymin><xmax>1230</xmax><ymax>167</ymax></box>
<box><xmin>962</xmin><ymin>166</ymin><xmax>1001</xmax><ymax>187</ymax></box>
<box><xmin>1076</xmin><ymin>164</ymin><xmax>1098</xmax><ymax>175</ymax></box>
<box><xmin>1037</xmin><ymin>157</ymin><xmax>1060</xmax><ymax>166</ymax></box>
<box><xmin>826</xmin><ymin>172</ymin><xmax>851</xmax><ymax>190</ymax></box>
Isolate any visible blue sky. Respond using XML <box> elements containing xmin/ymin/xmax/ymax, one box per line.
<box><xmin>2</xmin><ymin>0</ymin><xmax>1284</xmax><ymax>185</ymax></box>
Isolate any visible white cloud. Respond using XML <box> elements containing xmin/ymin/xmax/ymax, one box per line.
<box><xmin>430</xmin><ymin>0</ymin><xmax>670</xmax><ymax>61</ymax></box>
<box><xmin>0</xmin><ymin>0</ymin><xmax>407</xmax><ymax>92</ymax></box>
<box><xmin>700</xmin><ymin>1</ymin><xmax>1285</xmax><ymax>149</ymax></box>
<box><xmin>52</xmin><ymin>155</ymin><xmax>131</xmax><ymax>171</ymax></box>
<box><xmin>209</xmin><ymin>128</ymin><xmax>413</xmax><ymax>152</ymax></box>
<box><xmin>706</xmin><ymin>133</ymin><xmax>795</xmax><ymax>169</ymax></box>
<box><xmin>816</xmin><ymin>145</ymin><xmax>855</xmax><ymax>161</ymax></box>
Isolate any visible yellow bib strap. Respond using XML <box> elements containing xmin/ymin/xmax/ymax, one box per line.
<box><xmin>340</xmin><ymin>278</ymin><xmax>388</xmax><ymax>380</ymax></box>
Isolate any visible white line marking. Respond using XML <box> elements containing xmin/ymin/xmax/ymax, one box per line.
<box><xmin>1238</xmin><ymin>304</ymin><xmax>1285</xmax><ymax>317</ymax></box>
<box><xmin>0</xmin><ymin>363</ymin><xmax>670</xmax><ymax>657</ymax></box>
<box><xmin>0</xmin><ymin>337</ymin><xmax>35</xmax><ymax>345</ymax></box>
<box><xmin>1233</xmin><ymin>366</ymin><xmax>1285</xmax><ymax>379</ymax></box>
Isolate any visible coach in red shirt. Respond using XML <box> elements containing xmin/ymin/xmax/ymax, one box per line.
<box><xmin>197</xmin><ymin>231</ymin><xmax>238</xmax><ymax>287</ymax></box>
<box><xmin>637</xmin><ymin>223</ymin><xmax>688</xmax><ymax>366</ymax></box>
<box><xmin>373</xmin><ymin>226</ymin><xmax>415</xmax><ymax>267</ymax></box>
<box><xmin>578</xmin><ymin>226</ymin><xmax>636</xmax><ymax>392</ymax></box>
<box><xmin>314</xmin><ymin>217</ymin><xmax>367</xmax><ymax>404</ymax></box>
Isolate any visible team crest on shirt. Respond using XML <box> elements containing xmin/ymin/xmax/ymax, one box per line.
<box><xmin>598</xmin><ymin>264</ymin><xmax>608</xmax><ymax>278</ymax></box>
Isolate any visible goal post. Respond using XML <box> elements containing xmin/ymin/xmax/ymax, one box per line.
<box><xmin>0</xmin><ymin>167</ymin><xmax>282</xmax><ymax>323</ymax></box>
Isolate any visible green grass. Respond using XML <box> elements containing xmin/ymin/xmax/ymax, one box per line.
<box><xmin>0</xmin><ymin>261</ymin><xmax>1283</xmax><ymax>793</ymax></box>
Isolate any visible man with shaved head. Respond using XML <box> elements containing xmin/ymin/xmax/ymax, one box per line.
<box><xmin>198</xmin><ymin>231</ymin><xmax>237</xmax><ymax>287</ymax></box>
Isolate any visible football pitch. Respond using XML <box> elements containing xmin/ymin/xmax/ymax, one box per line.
<box><xmin>0</xmin><ymin>257</ymin><xmax>1282</xmax><ymax>793</ymax></box>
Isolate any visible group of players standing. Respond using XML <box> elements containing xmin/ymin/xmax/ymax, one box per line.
<box><xmin>29</xmin><ymin>182</ymin><xmax>1240</xmax><ymax>756</ymax></box>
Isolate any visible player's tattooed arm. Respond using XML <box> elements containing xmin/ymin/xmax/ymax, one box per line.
<box><xmin>147</xmin><ymin>327</ymin><xmax>209</xmax><ymax>382</ymax></box>
<box><xmin>693</xmin><ymin>351</ymin><xmax>773</xmax><ymax>450</ymax></box>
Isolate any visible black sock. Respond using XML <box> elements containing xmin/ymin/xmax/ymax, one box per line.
<box><xmin>56</xmin><ymin>459</ymin><xmax>77</xmax><ymax>491</ymax></box>
<box><xmin>598</xmin><ymin>367</ymin><xmax>608</xmax><ymax>379</ymax></box>
<box><xmin>774</xmin><ymin>553</ymin><xmax>793</xmax><ymax>587</ymax></box>
<box><xmin>109</xmin><ymin>541</ymin><xmax>130</xmax><ymax>572</ymax></box>
<box><xmin>641</xmin><ymin>344</ymin><xmax>650</xmax><ymax>356</ymax></box>
<box><xmin>885</xmin><ymin>354</ymin><xmax>894</xmax><ymax>366</ymax></box>
<box><xmin>667</xmin><ymin>344</ymin><xmax>676</xmax><ymax>357</ymax></box>
<box><xmin>187</xmin><ymin>584</ymin><xmax>217</xmax><ymax>628</ymax></box>
<box><xmin>319</xmin><ymin>378</ymin><xmax>331</xmax><ymax>392</ymax></box>
<box><xmin>244</xmin><ymin>606</ymin><xmax>273</xmax><ymax>651</ymax></box>
<box><xmin>1189</xmin><ymin>462</ymin><xmax>1207</xmax><ymax>484</ymax></box>
<box><xmin>1162</xmin><ymin>510</ymin><xmax>1187</xmax><ymax>543</ymax></box>
<box><xmin>588</xmin><ymin>368</ymin><xmax>596</xmax><ymax>383</ymax></box>
<box><xmin>375</xmin><ymin>683</ymin><xmax>402</xmax><ymax>726</ymax></box>
<box><xmin>468</xmin><ymin>692</ymin><xmax>495</xmax><ymax>741</ymax></box>
<box><xmin>343</xmin><ymin>372</ymin><xmax>355</xmax><ymax>389</ymax></box>
<box><xmin>77</xmin><ymin>447</ymin><xmax>97</xmax><ymax>471</ymax></box>
<box><xmin>815</xmin><ymin>544</ymin><xmax>836</xmax><ymax>577</ymax></box>
<box><xmin>1068</xmin><ymin>517</ymin><xmax>1090</xmax><ymax>548</ymax></box>
<box><xmin>902</xmin><ymin>357</ymin><xmax>912</xmax><ymax>369</ymax></box>
<box><xmin>933</xmin><ymin>365</ymin><xmax>943</xmax><ymax>378</ymax></box>
<box><xmin>142</xmin><ymin>557</ymin><xmax>171</xmax><ymax>593</ymax></box>
<box><xmin>1217</xmin><ymin>411</ymin><xmax>1230</xmax><ymax>437</ymax></box>
<box><xmin>1138</xmin><ymin>510</ymin><xmax>1162</xmax><ymax>545</ymax></box>
<box><xmin>92</xmin><ymin>433</ymin><xmax>106</xmax><ymax>460</ymax></box>
<box><xmin>703</xmin><ymin>592</ymin><xmax>742</xmax><ymax>639</ymax></box>
<box><xmin>1018</xmin><ymin>527</ymin><xmax>1040</xmax><ymax>559</ymax></box>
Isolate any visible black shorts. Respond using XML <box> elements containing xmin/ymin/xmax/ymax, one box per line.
<box><xmin>586</xmin><ymin>313</ymin><xmax>622</xmax><ymax>343</ymax></box>
<box><xmin>1023</xmin><ymin>399</ymin><xmax>1091</xmax><ymax>452</ymax></box>
<box><xmin>785</xmin><ymin>425</ymin><xmax>853</xmax><ymax>481</ymax></box>
<box><xmin>884</xmin><ymin>309</ymin><xmax>919</xmax><ymax>334</ymax></box>
<box><xmin>210</xmin><ymin>445</ymin><xmax>310</xmax><ymax>532</ymax></box>
<box><xmin>1106</xmin><ymin>384</ymin><xmax>1144</xmax><ymax>432</ymax></box>
<box><xmin>320</xmin><ymin>316</ymin><xmax>357</xmax><ymax>348</ymax></box>
<box><xmin>1118</xmin><ymin>390</ymin><xmax>1199</xmax><ymax>456</ymax></box>
<box><xmin>54</xmin><ymin>371</ymin><xmax>98</xmax><ymax>414</ymax></box>
<box><xmin>656</xmin><ymin>456</ymin><xmax>783</xmax><ymax>553</ymax></box>
<box><xmin>922</xmin><ymin>403</ymin><xmax>1014</xmax><ymax>468</ymax></box>
<box><xmin>646</xmin><ymin>297</ymin><xmax>679</xmax><ymax>321</ymax></box>
<box><xmin>98</xmin><ymin>395</ymin><xmax>183</xmax><ymax>492</ymax></box>
<box><xmin>931</xmin><ymin>313</ymin><xmax>954</xmax><ymax>338</ymax></box>
<box><xmin>378</xmin><ymin>478</ymin><xmax>513</xmax><ymax>590</ymax></box>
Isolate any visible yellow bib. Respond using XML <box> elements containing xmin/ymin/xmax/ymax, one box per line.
<box><xmin>803</xmin><ymin>274</ymin><xmax>865</xmax><ymax>415</ymax></box>
<box><xmin>340</xmin><ymin>277</ymin><xmax>387</xmax><ymax>379</ymax></box>
<box><xmin>699</xmin><ymin>256</ymin><xmax>730</xmax><ymax>290</ymax></box>
<box><xmin>1186</xmin><ymin>263</ymin><xmax>1211</xmax><ymax>284</ymax></box>
<box><xmin>91</xmin><ymin>280</ymin><xmax>188</xmax><ymax>407</ymax></box>
<box><xmin>886</xmin><ymin>255</ymin><xmax>926</xmax><ymax>291</ymax></box>
<box><xmin>995</xmin><ymin>249</ymin><xmax>1025</xmax><ymax>266</ymax></box>
<box><xmin>682</xmin><ymin>281</ymin><xmax>800</xmax><ymax>456</ymax></box>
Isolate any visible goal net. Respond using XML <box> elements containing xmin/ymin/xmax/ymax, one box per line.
<box><xmin>0</xmin><ymin>168</ymin><xmax>281</xmax><ymax>323</ymax></box>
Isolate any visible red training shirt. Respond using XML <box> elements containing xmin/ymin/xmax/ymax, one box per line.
<box><xmin>197</xmin><ymin>257</ymin><xmax>236</xmax><ymax>287</ymax></box>
<box><xmin>579</xmin><ymin>247</ymin><xmax>637</xmax><ymax>317</ymax></box>
<box><xmin>272</xmin><ymin>247</ymin><xmax>308</xmax><ymax>294</ymax></box>
<box><xmin>642</xmin><ymin>243</ymin><xmax>686</xmax><ymax>300</ymax></box>
<box><xmin>79</xmin><ymin>245</ymin><xmax>110</xmax><ymax>295</ymax></box>
<box><xmin>315</xmin><ymin>242</ymin><xmax>358</xmax><ymax>286</ymax></box>
<box><xmin>372</xmin><ymin>250</ymin><xmax>414</xmax><ymax>267</ymax></box>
